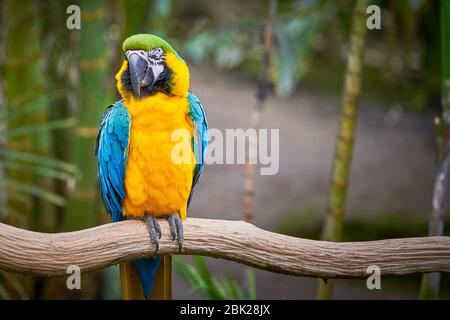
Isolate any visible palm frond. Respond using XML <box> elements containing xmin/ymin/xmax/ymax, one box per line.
<box><xmin>0</xmin><ymin>270</ymin><xmax>27</xmax><ymax>300</ymax></box>
<box><xmin>0</xmin><ymin>282</ymin><xmax>12</xmax><ymax>300</ymax></box>
<box><xmin>0</xmin><ymin>178</ymin><xmax>66</xmax><ymax>207</ymax></box>
<box><xmin>173</xmin><ymin>256</ymin><xmax>257</xmax><ymax>300</ymax></box>
<box><xmin>246</xmin><ymin>268</ymin><xmax>257</xmax><ymax>300</ymax></box>
<box><xmin>1</xmin><ymin>190</ymin><xmax>31</xmax><ymax>205</ymax></box>
<box><xmin>4</xmin><ymin>117</ymin><xmax>76</xmax><ymax>139</ymax></box>
<box><xmin>1</xmin><ymin>160</ymin><xmax>74</xmax><ymax>181</ymax></box>
<box><xmin>0</xmin><ymin>149</ymin><xmax>79</xmax><ymax>176</ymax></box>
<box><xmin>0</xmin><ymin>93</ymin><xmax>61</xmax><ymax>123</ymax></box>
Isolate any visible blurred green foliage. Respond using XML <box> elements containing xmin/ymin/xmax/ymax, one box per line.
<box><xmin>174</xmin><ymin>256</ymin><xmax>256</xmax><ymax>300</ymax></box>
<box><xmin>0</xmin><ymin>96</ymin><xmax>78</xmax><ymax>224</ymax></box>
<box><xmin>0</xmin><ymin>270</ymin><xmax>27</xmax><ymax>300</ymax></box>
<box><xmin>277</xmin><ymin>203</ymin><xmax>450</xmax><ymax>241</ymax></box>
<box><xmin>180</xmin><ymin>0</ymin><xmax>440</xmax><ymax>109</ymax></box>
<box><xmin>182</xmin><ymin>2</ymin><xmax>323</xmax><ymax>98</ymax></box>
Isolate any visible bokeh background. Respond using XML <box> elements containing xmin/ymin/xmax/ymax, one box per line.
<box><xmin>0</xmin><ymin>0</ymin><xmax>448</xmax><ymax>299</ymax></box>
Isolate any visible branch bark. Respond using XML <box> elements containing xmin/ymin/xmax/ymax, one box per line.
<box><xmin>0</xmin><ymin>218</ymin><xmax>449</xmax><ymax>278</ymax></box>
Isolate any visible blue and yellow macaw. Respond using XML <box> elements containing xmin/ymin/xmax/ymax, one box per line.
<box><xmin>95</xmin><ymin>34</ymin><xmax>208</xmax><ymax>298</ymax></box>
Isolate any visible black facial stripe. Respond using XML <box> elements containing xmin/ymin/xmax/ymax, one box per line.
<box><xmin>148</xmin><ymin>59</ymin><xmax>163</xmax><ymax>66</ymax></box>
<box><xmin>153</xmin><ymin>62</ymin><xmax>172</xmax><ymax>94</ymax></box>
<box><xmin>148</xmin><ymin>55</ymin><xmax>163</xmax><ymax>61</ymax></box>
<box><xmin>121</xmin><ymin>67</ymin><xmax>133</xmax><ymax>92</ymax></box>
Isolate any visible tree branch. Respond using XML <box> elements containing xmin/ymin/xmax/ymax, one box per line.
<box><xmin>0</xmin><ymin>218</ymin><xmax>449</xmax><ymax>278</ymax></box>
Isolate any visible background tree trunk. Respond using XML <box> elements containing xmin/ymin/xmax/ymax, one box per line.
<box><xmin>65</xmin><ymin>0</ymin><xmax>108</xmax><ymax>231</ymax></box>
<box><xmin>242</xmin><ymin>0</ymin><xmax>277</xmax><ymax>223</ymax></box>
<box><xmin>419</xmin><ymin>0</ymin><xmax>450</xmax><ymax>300</ymax></box>
<box><xmin>316</xmin><ymin>0</ymin><xmax>369</xmax><ymax>300</ymax></box>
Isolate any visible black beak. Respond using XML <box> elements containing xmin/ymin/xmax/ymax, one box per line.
<box><xmin>128</xmin><ymin>54</ymin><xmax>154</xmax><ymax>98</ymax></box>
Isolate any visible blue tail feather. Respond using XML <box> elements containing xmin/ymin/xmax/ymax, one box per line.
<box><xmin>132</xmin><ymin>257</ymin><xmax>161</xmax><ymax>298</ymax></box>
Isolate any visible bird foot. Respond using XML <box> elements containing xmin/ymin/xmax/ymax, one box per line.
<box><xmin>141</xmin><ymin>213</ymin><xmax>183</xmax><ymax>253</ymax></box>
<box><xmin>167</xmin><ymin>213</ymin><xmax>184</xmax><ymax>252</ymax></box>
<box><xmin>143</xmin><ymin>215</ymin><xmax>161</xmax><ymax>253</ymax></box>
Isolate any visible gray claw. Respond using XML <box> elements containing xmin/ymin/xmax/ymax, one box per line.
<box><xmin>144</xmin><ymin>215</ymin><xmax>160</xmax><ymax>252</ymax></box>
<box><xmin>167</xmin><ymin>215</ymin><xmax>177</xmax><ymax>240</ymax></box>
<box><xmin>153</xmin><ymin>216</ymin><xmax>162</xmax><ymax>239</ymax></box>
<box><xmin>167</xmin><ymin>213</ymin><xmax>184</xmax><ymax>252</ymax></box>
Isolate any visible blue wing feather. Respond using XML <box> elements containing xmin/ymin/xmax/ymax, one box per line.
<box><xmin>95</xmin><ymin>100</ymin><xmax>130</xmax><ymax>222</ymax></box>
<box><xmin>187</xmin><ymin>91</ymin><xmax>208</xmax><ymax>206</ymax></box>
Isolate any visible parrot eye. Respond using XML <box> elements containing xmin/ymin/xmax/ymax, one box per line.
<box><xmin>149</xmin><ymin>48</ymin><xmax>164</xmax><ymax>60</ymax></box>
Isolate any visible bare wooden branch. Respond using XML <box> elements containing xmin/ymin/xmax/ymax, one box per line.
<box><xmin>0</xmin><ymin>218</ymin><xmax>449</xmax><ymax>278</ymax></box>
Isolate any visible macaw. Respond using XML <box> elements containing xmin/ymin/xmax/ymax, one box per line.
<box><xmin>95</xmin><ymin>34</ymin><xmax>208</xmax><ymax>298</ymax></box>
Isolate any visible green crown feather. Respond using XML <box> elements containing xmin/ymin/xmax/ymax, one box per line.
<box><xmin>122</xmin><ymin>34</ymin><xmax>177</xmax><ymax>55</ymax></box>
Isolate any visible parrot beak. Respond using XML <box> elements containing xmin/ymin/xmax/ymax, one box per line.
<box><xmin>128</xmin><ymin>53</ymin><xmax>150</xmax><ymax>98</ymax></box>
<box><xmin>127</xmin><ymin>52</ymin><xmax>165</xmax><ymax>98</ymax></box>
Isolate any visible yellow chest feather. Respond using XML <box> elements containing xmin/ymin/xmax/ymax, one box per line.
<box><xmin>121</xmin><ymin>93</ymin><xmax>194</xmax><ymax>219</ymax></box>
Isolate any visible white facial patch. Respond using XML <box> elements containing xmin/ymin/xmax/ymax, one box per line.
<box><xmin>150</xmin><ymin>62</ymin><xmax>164</xmax><ymax>82</ymax></box>
<box><xmin>125</xmin><ymin>49</ymin><xmax>148</xmax><ymax>62</ymax></box>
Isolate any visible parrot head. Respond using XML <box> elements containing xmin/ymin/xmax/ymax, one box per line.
<box><xmin>116</xmin><ymin>34</ymin><xmax>189</xmax><ymax>100</ymax></box>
